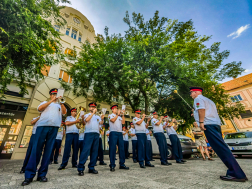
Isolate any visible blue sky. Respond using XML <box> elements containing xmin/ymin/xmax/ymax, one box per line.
<box><xmin>62</xmin><ymin>0</ymin><xmax>252</xmax><ymax>83</ymax></box>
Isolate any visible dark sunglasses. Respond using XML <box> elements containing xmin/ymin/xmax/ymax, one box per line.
<box><xmin>136</xmin><ymin>112</ymin><xmax>141</xmax><ymax>114</ymax></box>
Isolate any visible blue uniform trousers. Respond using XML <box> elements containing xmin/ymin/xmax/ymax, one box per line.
<box><xmin>50</xmin><ymin>139</ymin><xmax>62</xmax><ymax>163</ymax></box>
<box><xmin>131</xmin><ymin>140</ymin><xmax>138</xmax><ymax>161</ymax></box>
<box><xmin>204</xmin><ymin>125</ymin><xmax>246</xmax><ymax>179</ymax></box>
<box><xmin>124</xmin><ymin>141</ymin><xmax>129</xmax><ymax>158</ymax></box>
<box><xmin>154</xmin><ymin>132</ymin><xmax>168</xmax><ymax>163</ymax></box>
<box><xmin>136</xmin><ymin>133</ymin><xmax>150</xmax><ymax>165</ymax></box>
<box><xmin>97</xmin><ymin>137</ymin><xmax>104</xmax><ymax>163</ymax></box>
<box><xmin>78</xmin><ymin>140</ymin><xmax>84</xmax><ymax>153</ymax></box>
<box><xmin>169</xmin><ymin>134</ymin><xmax>183</xmax><ymax>162</ymax></box>
<box><xmin>25</xmin><ymin>126</ymin><xmax>58</xmax><ymax>179</ymax></box>
<box><xmin>21</xmin><ymin>134</ymin><xmax>43</xmax><ymax>171</ymax></box>
<box><xmin>61</xmin><ymin>133</ymin><xmax>79</xmax><ymax>167</ymax></box>
<box><xmin>78</xmin><ymin>133</ymin><xmax>99</xmax><ymax>172</ymax></box>
<box><xmin>146</xmin><ymin>140</ymin><xmax>152</xmax><ymax>162</ymax></box>
<box><xmin>109</xmin><ymin>131</ymin><xmax>125</xmax><ymax>168</ymax></box>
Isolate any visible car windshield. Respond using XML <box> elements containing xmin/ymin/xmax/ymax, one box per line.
<box><xmin>225</xmin><ymin>132</ymin><xmax>252</xmax><ymax>139</ymax></box>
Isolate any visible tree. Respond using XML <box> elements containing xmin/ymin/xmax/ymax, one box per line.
<box><xmin>0</xmin><ymin>0</ymin><xmax>69</xmax><ymax>98</ymax></box>
<box><xmin>65</xmin><ymin>11</ymin><xmax>245</xmax><ymax>129</ymax></box>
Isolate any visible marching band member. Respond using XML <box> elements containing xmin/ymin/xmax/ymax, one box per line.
<box><xmin>129</xmin><ymin>122</ymin><xmax>138</xmax><ymax>163</ymax></box>
<box><xmin>165</xmin><ymin>117</ymin><xmax>186</xmax><ymax>164</ymax></box>
<box><xmin>108</xmin><ymin>105</ymin><xmax>129</xmax><ymax>171</ymax></box>
<box><xmin>58</xmin><ymin>108</ymin><xmax>80</xmax><ymax>170</ymax></box>
<box><xmin>189</xmin><ymin>86</ymin><xmax>247</xmax><ymax>182</ymax></box>
<box><xmin>133</xmin><ymin>109</ymin><xmax>154</xmax><ymax>168</ymax></box>
<box><xmin>97</xmin><ymin>124</ymin><xmax>107</xmax><ymax>165</ymax></box>
<box><xmin>145</xmin><ymin>128</ymin><xmax>153</xmax><ymax>162</ymax></box>
<box><xmin>78</xmin><ymin>125</ymin><xmax>85</xmax><ymax>154</ymax></box>
<box><xmin>151</xmin><ymin>112</ymin><xmax>171</xmax><ymax>165</ymax></box>
<box><xmin>22</xmin><ymin>88</ymin><xmax>66</xmax><ymax>186</ymax></box>
<box><xmin>50</xmin><ymin>122</ymin><xmax>65</xmax><ymax>164</ymax></box>
<box><xmin>122</xmin><ymin>127</ymin><xmax>129</xmax><ymax>159</ymax></box>
<box><xmin>20</xmin><ymin>115</ymin><xmax>41</xmax><ymax>173</ymax></box>
<box><xmin>77</xmin><ymin>102</ymin><xmax>104</xmax><ymax>176</ymax></box>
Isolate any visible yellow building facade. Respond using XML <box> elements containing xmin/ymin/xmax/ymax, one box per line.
<box><xmin>221</xmin><ymin>73</ymin><xmax>252</xmax><ymax>134</ymax></box>
<box><xmin>0</xmin><ymin>7</ymin><xmax>134</xmax><ymax>159</ymax></box>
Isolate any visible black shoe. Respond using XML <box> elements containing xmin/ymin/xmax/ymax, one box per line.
<box><xmin>58</xmin><ymin>166</ymin><xmax>65</xmax><ymax>170</ymax></box>
<box><xmin>54</xmin><ymin>161</ymin><xmax>58</xmax><ymax>164</ymax></box>
<box><xmin>99</xmin><ymin>162</ymin><xmax>107</xmax><ymax>165</ymax></box>
<box><xmin>20</xmin><ymin>170</ymin><xmax>25</xmax><ymax>174</ymax></box>
<box><xmin>161</xmin><ymin>162</ymin><xmax>169</xmax><ymax>166</ymax></box>
<box><xmin>119</xmin><ymin>165</ymin><xmax>129</xmax><ymax>170</ymax></box>
<box><xmin>245</xmin><ymin>177</ymin><xmax>248</xmax><ymax>181</ymax></box>
<box><xmin>140</xmin><ymin>164</ymin><xmax>146</xmax><ymax>168</ymax></box>
<box><xmin>181</xmin><ymin>160</ymin><xmax>187</xmax><ymax>163</ymax></box>
<box><xmin>78</xmin><ymin>171</ymin><xmax>84</xmax><ymax>176</ymax></box>
<box><xmin>95</xmin><ymin>164</ymin><xmax>97</xmax><ymax>166</ymax></box>
<box><xmin>145</xmin><ymin>164</ymin><xmax>155</xmax><ymax>167</ymax></box>
<box><xmin>72</xmin><ymin>165</ymin><xmax>77</xmax><ymax>168</ymax></box>
<box><xmin>110</xmin><ymin>167</ymin><xmax>115</xmax><ymax>172</ymax></box>
<box><xmin>88</xmin><ymin>169</ymin><xmax>98</xmax><ymax>174</ymax></box>
<box><xmin>115</xmin><ymin>158</ymin><xmax>117</xmax><ymax>160</ymax></box>
<box><xmin>21</xmin><ymin>178</ymin><xmax>33</xmax><ymax>186</ymax></box>
<box><xmin>133</xmin><ymin>160</ymin><xmax>137</xmax><ymax>163</ymax></box>
<box><xmin>176</xmin><ymin>161</ymin><xmax>184</xmax><ymax>164</ymax></box>
<box><xmin>167</xmin><ymin>162</ymin><xmax>172</xmax><ymax>165</ymax></box>
<box><xmin>37</xmin><ymin>176</ymin><xmax>48</xmax><ymax>182</ymax></box>
<box><xmin>125</xmin><ymin>158</ymin><xmax>129</xmax><ymax>159</ymax></box>
<box><xmin>150</xmin><ymin>159</ymin><xmax>155</xmax><ymax>161</ymax></box>
<box><xmin>220</xmin><ymin>175</ymin><xmax>245</xmax><ymax>182</ymax></box>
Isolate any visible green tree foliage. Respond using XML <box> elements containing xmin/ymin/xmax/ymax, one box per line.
<box><xmin>0</xmin><ymin>0</ymin><xmax>69</xmax><ymax>98</ymax></box>
<box><xmin>66</xmin><ymin>11</ymin><xmax>245</xmax><ymax>129</ymax></box>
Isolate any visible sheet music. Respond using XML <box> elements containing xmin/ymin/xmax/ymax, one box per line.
<box><xmin>56</xmin><ymin>88</ymin><xmax>64</xmax><ymax>98</ymax></box>
<box><xmin>102</xmin><ymin>108</ymin><xmax>107</xmax><ymax>115</ymax></box>
<box><xmin>122</xmin><ymin>105</ymin><xmax>126</xmax><ymax>111</ymax></box>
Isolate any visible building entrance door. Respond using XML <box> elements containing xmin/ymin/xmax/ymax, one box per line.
<box><xmin>0</xmin><ymin>125</ymin><xmax>12</xmax><ymax>159</ymax></box>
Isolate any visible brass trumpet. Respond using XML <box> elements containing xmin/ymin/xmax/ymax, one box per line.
<box><xmin>120</xmin><ymin>111</ymin><xmax>129</xmax><ymax>116</ymax></box>
<box><xmin>59</xmin><ymin>97</ymin><xmax>66</xmax><ymax>104</ymax></box>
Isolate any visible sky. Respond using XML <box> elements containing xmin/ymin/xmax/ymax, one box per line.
<box><xmin>61</xmin><ymin>0</ymin><xmax>252</xmax><ymax>83</ymax></box>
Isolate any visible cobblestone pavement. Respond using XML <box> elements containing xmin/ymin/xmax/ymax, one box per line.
<box><xmin>1</xmin><ymin>156</ymin><xmax>252</xmax><ymax>189</ymax></box>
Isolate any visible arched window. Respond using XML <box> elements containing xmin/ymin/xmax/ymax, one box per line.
<box><xmin>66</xmin><ymin>27</ymin><xmax>70</xmax><ymax>36</ymax></box>
<box><xmin>71</xmin><ymin>29</ymin><xmax>77</xmax><ymax>39</ymax></box>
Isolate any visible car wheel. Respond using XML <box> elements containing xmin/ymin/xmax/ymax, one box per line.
<box><xmin>183</xmin><ymin>154</ymin><xmax>191</xmax><ymax>159</ymax></box>
<box><xmin>167</xmin><ymin>145</ymin><xmax>174</xmax><ymax>160</ymax></box>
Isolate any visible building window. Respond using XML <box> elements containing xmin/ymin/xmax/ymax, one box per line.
<box><xmin>41</xmin><ymin>65</ymin><xmax>51</xmax><ymax>76</ymax></box>
<box><xmin>71</xmin><ymin>29</ymin><xmax>77</xmax><ymax>39</ymax></box>
<box><xmin>53</xmin><ymin>25</ymin><xmax>60</xmax><ymax>32</ymax></box>
<box><xmin>78</xmin><ymin>33</ymin><xmax>82</xmax><ymax>42</ymax></box>
<box><xmin>66</xmin><ymin>27</ymin><xmax>70</xmax><ymax>36</ymax></box>
<box><xmin>59</xmin><ymin>69</ymin><xmax>72</xmax><ymax>83</ymax></box>
<box><xmin>240</xmin><ymin>110</ymin><xmax>252</xmax><ymax>119</ymax></box>
<box><xmin>230</xmin><ymin>95</ymin><xmax>242</xmax><ymax>102</ymax></box>
<box><xmin>19</xmin><ymin>125</ymin><xmax>33</xmax><ymax>148</ymax></box>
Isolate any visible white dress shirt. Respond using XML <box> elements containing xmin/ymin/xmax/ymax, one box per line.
<box><xmin>133</xmin><ymin>117</ymin><xmax>146</xmax><ymax>134</ymax></box>
<box><xmin>79</xmin><ymin>127</ymin><xmax>85</xmax><ymax>140</ymax></box>
<box><xmin>108</xmin><ymin>113</ymin><xmax>123</xmax><ymax>132</ymax></box>
<box><xmin>123</xmin><ymin>131</ymin><xmax>129</xmax><ymax>141</ymax></box>
<box><xmin>56</xmin><ymin>126</ymin><xmax>65</xmax><ymax>140</ymax></box>
<box><xmin>146</xmin><ymin>129</ymin><xmax>151</xmax><ymax>140</ymax></box>
<box><xmin>193</xmin><ymin>95</ymin><xmax>222</xmax><ymax>126</ymax></box>
<box><xmin>37</xmin><ymin>101</ymin><xmax>63</xmax><ymax>127</ymax></box>
<box><xmin>129</xmin><ymin>128</ymin><xmax>137</xmax><ymax>140</ymax></box>
<box><xmin>65</xmin><ymin>116</ymin><xmax>79</xmax><ymax>134</ymax></box>
<box><xmin>151</xmin><ymin>118</ymin><xmax>164</xmax><ymax>133</ymax></box>
<box><xmin>164</xmin><ymin>122</ymin><xmax>177</xmax><ymax>136</ymax></box>
<box><xmin>32</xmin><ymin>116</ymin><xmax>40</xmax><ymax>134</ymax></box>
<box><xmin>84</xmin><ymin>113</ymin><xmax>101</xmax><ymax>134</ymax></box>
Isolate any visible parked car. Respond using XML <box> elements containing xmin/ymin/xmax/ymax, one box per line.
<box><xmin>224</xmin><ymin>131</ymin><xmax>252</xmax><ymax>158</ymax></box>
<box><xmin>128</xmin><ymin>132</ymin><xmax>198</xmax><ymax>160</ymax></box>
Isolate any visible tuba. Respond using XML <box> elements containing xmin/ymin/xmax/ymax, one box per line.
<box><xmin>76</xmin><ymin>106</ymin><xmax>86</xmax><ymax>129</ymax></box>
